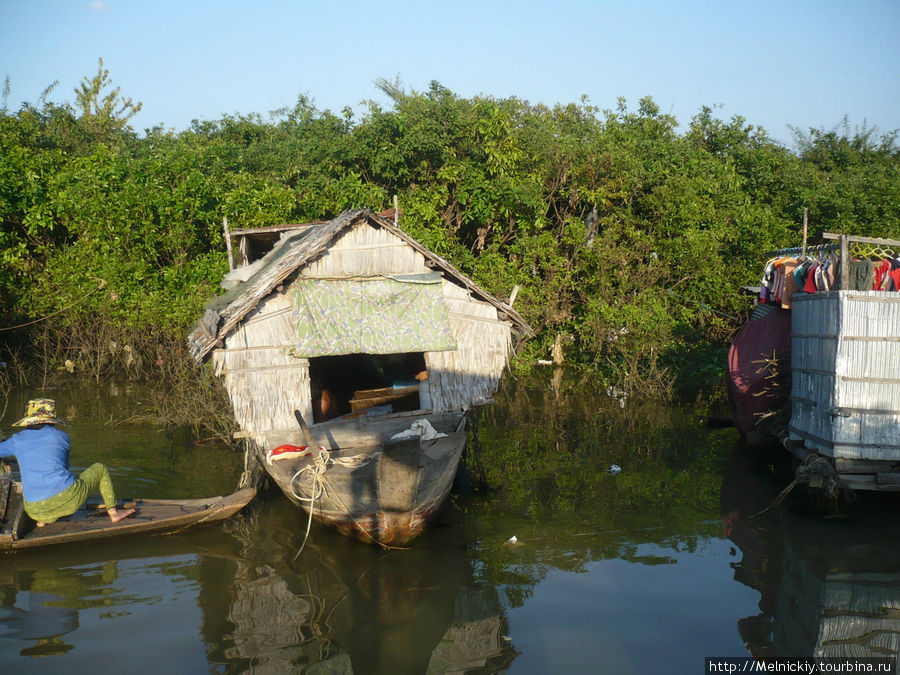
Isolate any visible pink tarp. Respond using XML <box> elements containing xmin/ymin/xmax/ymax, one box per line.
<box><xmin>727</xmin><ymin>308</ymin><xmax>792</xmax><ymax>442</ymax></box>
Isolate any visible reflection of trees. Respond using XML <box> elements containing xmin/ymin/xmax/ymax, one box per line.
<box><xmin>3</xmin><ymin>386</ymin><xmax>243</xmax><ymax>501</ymax></box>
<box><xmin>1</xmin><ymin>559</ymin><xmax>126</xmax><ymax>659</ymax></box>
<box><xmin>721</xmin><ymin>448</ymin><xmax>900</xmax><ymax>665</ymax></box>
<box><xmin>465</xmin><ymin>370</ymin><xmax>733</xmax><ymax>605</ymax></box>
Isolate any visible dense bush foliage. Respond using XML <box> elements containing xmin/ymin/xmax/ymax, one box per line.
<box><xmin>1</xmin><ymin>66</ymin><xmax>898</xmax><ymax>394</ymax></box>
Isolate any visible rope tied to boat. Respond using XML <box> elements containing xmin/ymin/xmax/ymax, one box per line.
<box><xmin>290</xmin><ymin>447</ymin><xmax>333</xmax><ymax>504</ymax></box>
<box><xmin>748</xmin><ymin>453</ymin><xmax>848</xmax><ymax>519</ymax></box>
<box><xmin>290</xmin><ymin>448</ymin><xmax>396</xmax><ymax>558</ymax></box>
<box><xmin>290</xmin><ymin>447</ymin><xmax>331</xmax><ymax>561</ymax></box>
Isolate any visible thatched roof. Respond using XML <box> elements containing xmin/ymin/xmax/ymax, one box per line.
<box><xmin>189</xmin><ymin>209</ymin><xmax>531</xmax><ymax>362</ymax></box>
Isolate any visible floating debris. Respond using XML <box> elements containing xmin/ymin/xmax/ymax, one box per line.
<box><xmin>605</xmin><ymin>386</ymin><xmax>628</xmax><ymax>408</ymax></box>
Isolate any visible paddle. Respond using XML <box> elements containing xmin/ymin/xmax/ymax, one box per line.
<box><xmin>293</xmin><ymin>410</ymin><xmax>318</xmax><ymax>449</ymax></box>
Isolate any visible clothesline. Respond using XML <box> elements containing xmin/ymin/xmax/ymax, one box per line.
<box><xmin>763</xmin><ymin>243</ymin><xmax>839</xmax><ymax>258</ymax></box>
<box><xmin>757</xmin><ymin>247</ymin><xmax>900</xmax><ymax>308</ymax></box>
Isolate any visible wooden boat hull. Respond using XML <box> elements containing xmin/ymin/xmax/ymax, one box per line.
<box><xmin>261</xmin><ymin>412</ymin><xmax>467</xmax><ymax>546</ymax></box>
<box><xmin>0</xmin><ymin>483</ymin><xmax>256</xmax><ymax>551</ymax></box>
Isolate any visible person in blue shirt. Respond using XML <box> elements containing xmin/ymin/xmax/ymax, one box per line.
<box><xmin>0</xmin><ymin>399</ymin><xmax>135</xmax><ymax>527</ymax></box>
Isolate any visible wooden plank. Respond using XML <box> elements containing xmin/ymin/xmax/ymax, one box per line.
<box><xmin>840</xmin><ymin>376</ymin><xmax>900</xmax><ymax>385</ymax></box>
<box><xmin>840</xmin><ymin>474</ymin><xmax>876</xmax><ymax>485</ymax></box>
<box><xmin>220</xmin><ymin>363</ymin><xmax>308</xmax><ymax>375</ymax></box>
<box><xmin>214</xmin><ymin>346</ymin><xmax>304</xmax><ymax>355</ymax></box>
<box><xmin>840</xmin><ymin>234</ymin><xmax>850</xmax><ymax>290</ymax></box>
<box><xmin>841</xmin><ymin>474</ymin><xmax>900</xmax><ymax>492</ymax></box>
<box><xmin>823</xmin><ymin>233</ymin><xmax>900</xmax><ymax>248</ymax></box>
<box><xmin>845</xmin><ymin>296</ymin><xmax>900</xmax><ymax>304</ymax></box>
<box><xmin>835</xmin><ymin>458</ymin><xmax>900</xmax><ymax>473</ymax></box>
<box><xmin>231</xmin><ymin>223</ymin><xmax>318</xmax><ymax>236</ymax></box>
<box><xmin>349</xmin><ymin>394</ymin><xmax>415</xmax><ymax>412</ymax></box>
<box><xmin>844</xmin><ymin>336</ymin><xmax>900</xmax><ymax>342</ymax></box>
<box><xmin>352</xmin><ymin>386</ymin><xmax>418</xmax><ymax>401</ymax></box>
<box><xmin>239</xmin><ymin>305</ymin><xmax>294</xmax><ymax>325</ymax></box>
<box><xmin>833</xmin><ymin>406</ymin><xmax>900</xmax><ymax>415</ymax></box>
<box><xmin>223</xmin><ymin>217</ymin><xmax>234</xmax><ymax>272</ymax></box>
<box><xmin>0</xmin><ymin>478</ymin><xmax>10</xmax><ymax>523</ymax></box>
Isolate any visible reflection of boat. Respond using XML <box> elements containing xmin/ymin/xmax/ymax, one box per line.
<box><xmin>188</xmin><ymin>209</ymin><xmax>530</xmax><ymax>545</ymax></box>
<box><xmin>720</xmin><ymin>447</ymin><xmax>900</xmax><ymax>665</ymax></box>
<box><xmin>0</xmin><ymin>476</ymin><xmax>256</xmax><ymax>551</ymax></box>
<box><xmin>198</xmin><ymin>495</ymin><xmax>519</xmax><ymax>673</ymax></box>
<box><xmin>0</xmin><ymin>526</ymin><xmax>247</xmax><ymax>666</ymax></box>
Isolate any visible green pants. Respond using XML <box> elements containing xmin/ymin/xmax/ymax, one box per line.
<box><xmin>24</xmin><ymin>463</ymin><xmax>118</xmax><ymax>524</ymax></box>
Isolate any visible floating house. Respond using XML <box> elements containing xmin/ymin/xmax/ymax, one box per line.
<box><xmin>189</xmin><ymin>208</ymin><xmax>530</xmax><ymax>544</ymax></box>
<box><xmin>730</xmin><ymin>232</ymin><xmax>900</xmax><ymax>493</ymax></box>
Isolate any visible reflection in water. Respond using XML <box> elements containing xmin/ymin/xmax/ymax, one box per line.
<box><xmin>201</xmin><ymin>495</ymin><xmax>518</xmax><ymax>673</ymax></box>
<box><xmin>721</xmin><ymin>448</ymin><xmax>900</xmax><ymax>666</ymax></box>
<box><xmin>0</xmin><ymin>519</ymin><xmax>519</xmax><ymax>673</ymax></box>
<box><xmin>427</xmin><ymin>586</ymin><xmax>517</xmax><ymax>673</ymax></box>
<box><xmin>19</xmin><ymin>375</ymin><xmax>899</xmax><ymax>671</ymax></box>
<box><xmin>0</xmin><ymin>531</ymin><xmax>243</xmax><ymax>672</ymax></box>
<box><xmin>0</xmin><ymin>561</ymin><xmax>123</xmax><ymax>658</ymax></box>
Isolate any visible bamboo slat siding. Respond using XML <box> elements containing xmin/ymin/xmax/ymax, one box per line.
<box><xmin>427</xmin><ymin>281</ymin><xmax>511</xmax><ymax>412</ymax></box>
<box><xmin>215</xmin><ymin>290</ymin><xmax>314</xmax><ymax>434</ymax></box>
<box><xmin>302</xmin><ymin>220</ymin><xmax>427</xmax><ymax>277</ymax></box>
<box><xmin>789</xmin><ymin>291</ymin><xmax>900</xmax><ymax>461</ymax></box>
<box><xmin>778</xmin><ymin>541</ymin><xmax>900</xmax><ymax>662</ymax></box>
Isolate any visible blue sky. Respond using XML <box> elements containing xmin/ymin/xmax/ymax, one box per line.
<box><xmin>1</xmin><ymin>0</ymin><xmax>898</xmax><ymax>145</ymax></box>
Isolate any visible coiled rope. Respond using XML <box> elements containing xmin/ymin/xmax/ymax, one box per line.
<box><xmin>290</xmin><ymin>448</ymin><xmax>398</xmax><ymax>558</ymax></box>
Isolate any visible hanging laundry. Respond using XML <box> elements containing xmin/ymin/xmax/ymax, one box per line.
<box><xmin>848</xmin><ymin>259</ymin><xmax>874</xmax><ymax>291</ymax></box>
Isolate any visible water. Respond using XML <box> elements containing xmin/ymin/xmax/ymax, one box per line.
<box><xmin>2</xmin><ymin>375</ymin><xmax>899</xmax><ymax>673</ymax></box>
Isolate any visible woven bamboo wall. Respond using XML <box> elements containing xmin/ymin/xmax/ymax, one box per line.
<box><xmin>790</xmin><ymin>291</ymin><xmax>900</xmax><ymax>460</ymax></box>
<box><xmin>214</xmin><ymin>290</ymin><xmax>313</xmax><ymax>436</ymax></box>
<box><xmin>302</xmin><ymin>221</ymin><xmax>427</xmax><ymax>277</ymax></box>
<box><xmin>427</xmin><ymin>281</ymin><xmax>512</xmax><ymax>412</ymax></box>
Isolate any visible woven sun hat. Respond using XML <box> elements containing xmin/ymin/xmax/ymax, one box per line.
<box><xmin>13</xmin><ymin>398</ymin><xmax>64</xmax><ymax>427</ymax></box>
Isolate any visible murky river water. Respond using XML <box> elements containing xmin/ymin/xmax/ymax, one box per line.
<box><xmin>3</xmin><ymin>373</ymin><xmax>900</xmax><ymax>673</ymax></box>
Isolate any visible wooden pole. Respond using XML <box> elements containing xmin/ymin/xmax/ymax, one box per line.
<box><xmin>393</xmin><ymin>195</ymin><xmax>399</xmax><ymax>226</ymax></box>
<box><xmin>840</xmin><ymin>234</ymin><xmax>850</xmax><ymax>290</ymax></box>
<box><xmin>223</xmin><ymin>217</ymin><xmax>235</xmax><ymax>272</ymax></box>
<box><xmin>293</xmin><ymin>410</ymin><xmax>318</xmax><ymax>448</ymax></box>
<box><xmin>801</xmin><ymin>208</ymin><xmax>808</xmax><ymax>257</ymax></box>
<box><xmin>508</xmin><ymin>285</ymin><xmax>520</xmax><ymax>308</ymax></box>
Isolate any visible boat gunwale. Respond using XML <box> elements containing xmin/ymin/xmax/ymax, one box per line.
<box><xmin>0</xmin><ymin>487</ymin><xmax>256</xmax><ymax>551</ymax></box>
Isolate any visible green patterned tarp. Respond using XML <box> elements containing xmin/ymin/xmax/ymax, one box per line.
<box><xmin>291</xmin><ymin>274</ymin><xmax>458</xmax><ymax>357</ymax></box>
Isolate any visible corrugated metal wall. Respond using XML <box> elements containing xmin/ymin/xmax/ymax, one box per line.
<box><xmin>790</xmin><ymin>291</ymin><xmax>900</xmax><ymax>460</ymax></box>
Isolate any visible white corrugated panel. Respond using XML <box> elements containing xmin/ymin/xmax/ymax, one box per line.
<box><xmin>789</xmin><ymin>291</ymin><xmax>900</xmax><ymax>461</ymax></box>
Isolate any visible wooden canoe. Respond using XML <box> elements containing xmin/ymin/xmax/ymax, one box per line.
<box><xmin>260</xmin><ymin>411</ymin><xmax>467</xmax><ymax>547</ymax></box>
<box><xmin>0</xmin><ymin>478</ymin><xmax>256</xmax><ymax>551</ymax></box>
